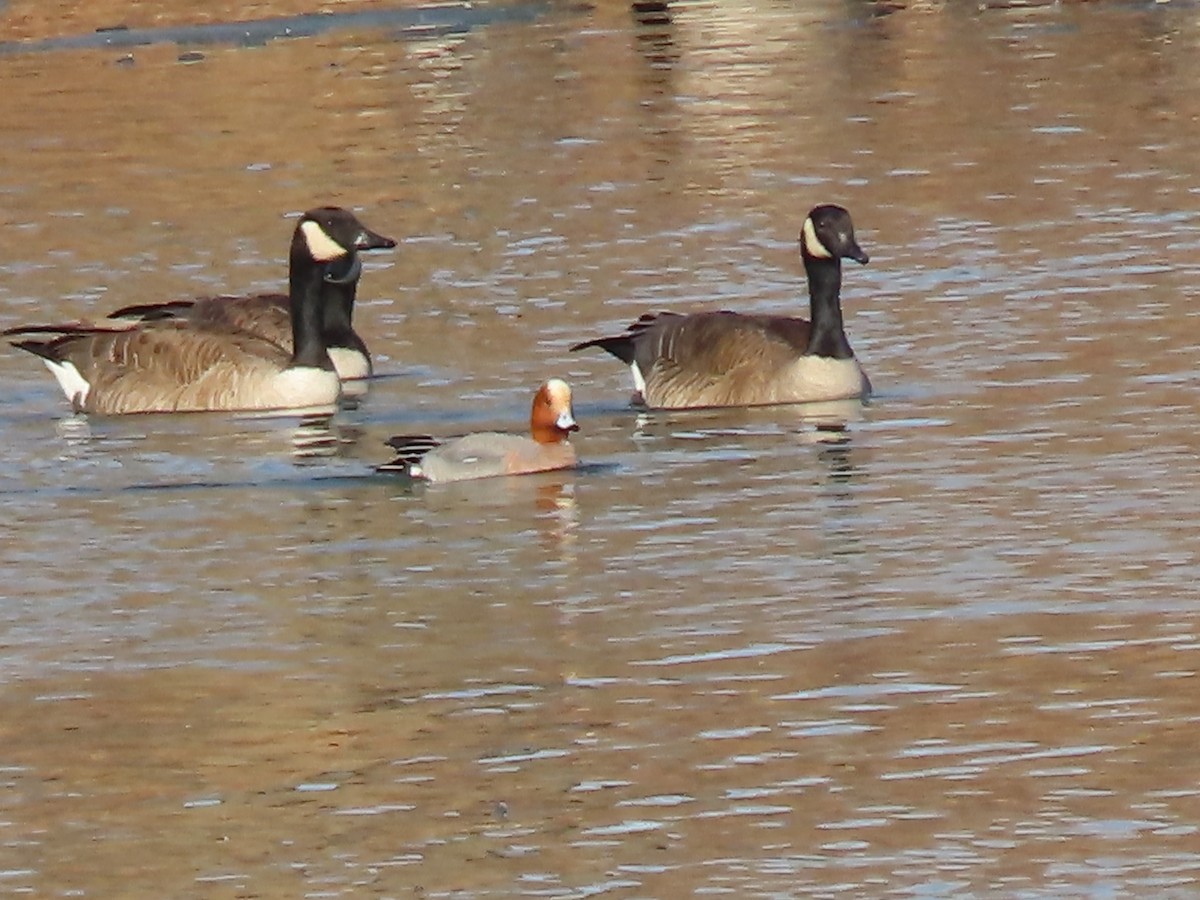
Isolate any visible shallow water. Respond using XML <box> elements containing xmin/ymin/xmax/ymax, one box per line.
<box><xmin>2</xmin><ymin>0</ymin><xmax>1200</xmax><ymax>896</ymax></box>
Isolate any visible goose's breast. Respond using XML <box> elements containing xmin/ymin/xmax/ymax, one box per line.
<box><xmin>264</xmin><ymin>366</ymin><xmax>341</xmax><ymax>410</ymax></box>
<box><xmin>187</xmin><ymin>364</ymin><xmax>340</xmax><ymax>413</ymax></box>
<box><xmin>777</xmin><ymin>356</ymin><xmax>869</xmax><ymax>403</ymax></box>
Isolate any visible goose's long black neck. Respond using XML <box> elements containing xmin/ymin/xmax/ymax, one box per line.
<box><xmin>287</xmin><ymin>250</ymin><xmax>336</xmax><ymax>371</ymax></box>
<box><xmin>803</xmin><ymin>253</ymin><xmax>854</xmax><ymax>359</ymax></box>
<box><xmin>321</xmin><ymin>280</ymin><xmax>366</xmax><ymax>356</ymax></box>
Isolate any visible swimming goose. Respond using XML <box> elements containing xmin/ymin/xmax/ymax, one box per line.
<box><xmin>570</xmin><ymin>204</ymin><xmax>871</xmax><ymax>408</ymax></box>
<box><xmin>379</xmin><ymin>379</ymin><xmax>579</xmax><ymax>482</ymax></box>
<box><xmin>4</xmin><ymin>206</ymin><xmax>395</xmax><ymax>414</ymax></box>
<box><xmin>105</xmin><ymin>256</ymin><xmax>376</xmax><ymax>383</ymax></box>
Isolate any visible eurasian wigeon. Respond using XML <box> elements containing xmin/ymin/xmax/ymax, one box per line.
<box><xmin>379</xmin><ymin>379</ymin><xmax>580</xmax><ymax>482</ymax></box>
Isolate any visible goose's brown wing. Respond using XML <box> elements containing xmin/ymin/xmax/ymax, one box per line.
<box><xmin>572</xmin><ymin>310</ymin><xmax>818</xmax><ymax>407</ymax></box>
<box><xmin>109</xmin><ymin>293</ymin><xmax>293</xmax><ymax>350</ymax></box>
<box><xmin>634</xmin><ymin>312</ymin><xmax>813</xmax><ymax>407</ymax></box>
<box><xmin>633</xmin><ymin>312</ymin><xmax>807</xmax><ymax>372</ymax></box>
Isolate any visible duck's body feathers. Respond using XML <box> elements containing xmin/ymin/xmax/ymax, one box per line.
<box><xmin>381</xmin><ymin>432</ymin><xmax>578</xmax><ymax>482</ymax></box>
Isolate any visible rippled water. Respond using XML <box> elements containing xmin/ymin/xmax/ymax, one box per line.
<box><xmin>2</xmin><ymin>0</ymin><xmax>1200</xmax><ymax>896</ymax></box>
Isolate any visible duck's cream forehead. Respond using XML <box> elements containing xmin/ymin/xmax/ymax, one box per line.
<box><xmin>801</xmin><ymin>217</ymin><xmax>832</xmax><ymax>259</ymax></box>
<box><xmin>300</xmin><ymin>219</ymin><xmax>350</xmax><ymax>262</ymax></box>
<box><xmin>543</xmin><ymin>378</ymin><xmax>573</xmax><ymax>406</ymax></box>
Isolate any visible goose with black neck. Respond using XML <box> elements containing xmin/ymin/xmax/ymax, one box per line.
<box><xmin>4</xmin><ymin>206</ymin><xmax>395</xmax><ymax>414</ymax></box>
<box><xmin>569</xmin><ymin>203</ymin><xmax>871</xmax><ymax>409</ymax></box>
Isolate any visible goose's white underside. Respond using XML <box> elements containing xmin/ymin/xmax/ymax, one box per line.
<box><xmin>41</xmin><ymin>358</ymin><xmax>90</xmax><ymax>410</ymax></box>
<box><xmin>629</xmin><ymin>362</ymin><xmax>647</xmax><ymax>399</ymax></box>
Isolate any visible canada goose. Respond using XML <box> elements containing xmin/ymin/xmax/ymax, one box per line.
<box><xmin>4</xmin><ymin>207</ymin><xmax>395</xmax><ymax>414</ymax></box>
<box><xmin>379</xmin><ymin>379</ymin><xmax>579</xmax><ymax>482</ymax></box>
<box><xmin>105</xmin><ymin>259</ymin><xmax>375</xmax><ymax>383</ymax></box>
<box><xmin>570</xmin><ymin>204</ymin><xmax>871</xmax><ymax>409</ymax></box>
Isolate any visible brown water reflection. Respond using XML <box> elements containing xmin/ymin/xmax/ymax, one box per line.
<box><xmin>3</xmin><ymin>0</ymin><xmax>1200</xmax><ymax>896</ymax></box>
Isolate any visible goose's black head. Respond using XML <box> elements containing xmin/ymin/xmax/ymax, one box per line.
<box><xmin>800</xmin><ymin>204</ymin><xmax>869</xmax><ymax>266</ymax></box>
<box><xmin>291</xmin><ymin>206</ymin><xmax>397</xmax><ymax>283</ymax></box>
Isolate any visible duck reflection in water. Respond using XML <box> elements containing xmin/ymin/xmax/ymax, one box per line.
<box><xmin>398</xmin><ymin>475</ymin><xmax>581</xmax><ymax>564</ymax></box>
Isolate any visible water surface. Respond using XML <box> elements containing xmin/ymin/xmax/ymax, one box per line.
<box><xmin>2</xmin><ymin>0</ymin><xmax>1200</xmax><ymax>896</ymax></box>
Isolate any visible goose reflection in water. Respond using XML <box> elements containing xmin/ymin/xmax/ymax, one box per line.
<box><xmin>628</xmin><ymin>397</ymin><xmax>865</xmax><ymax>445</ymax></box>
<box><xmin>290</xmin><ymin>415</ymin><xmax>346</xmax><ymax>462</ymax></box>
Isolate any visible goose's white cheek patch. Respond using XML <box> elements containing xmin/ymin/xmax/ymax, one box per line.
<box><xmin>300</xmin><ymin>220</ymin><xmax>349</xmax><ymax>262</ymax></box>
<box><xmin>801</xmin><ymin>217</ymin><xmax>832</xmax><ymax>259</ymax></box>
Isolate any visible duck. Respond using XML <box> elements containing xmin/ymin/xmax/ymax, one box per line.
<box><xmin>379</xmin><ymin>379</ymin><xmax>580</xmax><ymax>482</ymax></box>
<box><xmin>3</xmin><ymin>207</ymin><xmax>395</xmax><ymax>414</ymax></box>
<box><xmin>569</xmin><ymin>203</ymin><xmax>871</xmax><ymax>409</ymax></box>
